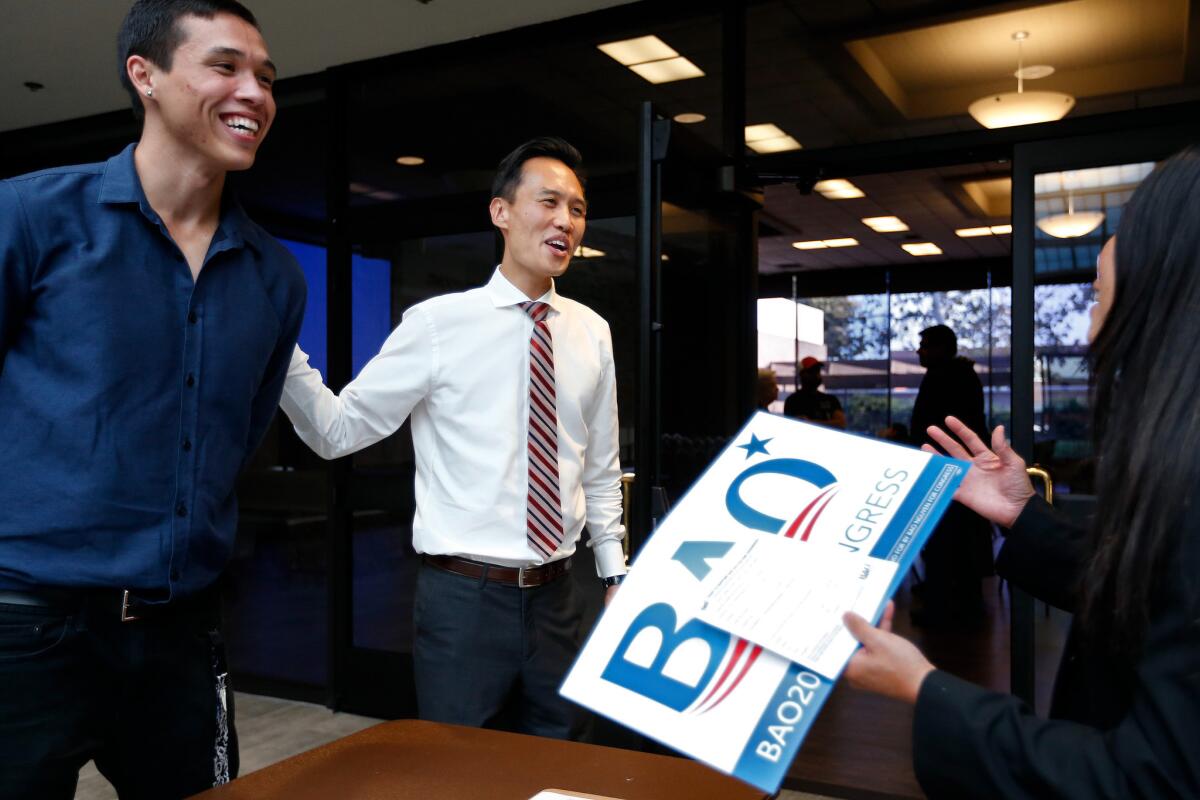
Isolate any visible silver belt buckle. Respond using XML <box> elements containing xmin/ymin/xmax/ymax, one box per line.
<box><xmin>120</xmin><ymin>590</ymin><xmax>140</xmax><ymax>622</ymax></box>
<box><xmin>517</xmin><ymin>567</ymin><xmax>533</xmax><ymax>588</ymax></box>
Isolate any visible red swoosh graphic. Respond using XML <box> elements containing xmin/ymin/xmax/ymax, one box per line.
<box><xmin>700</xmin><ymin>644</ymin><xmax>764</xmax><ymax>714</ymax></box>
<box><xmin>693</xmin><ymin>638</ymin><xmax>747</xmax><ymax>711</ymax></box>
<box><xmin>782</xmin><ymin>485</ymin><xmax>837</xmax><ymax>538</ymax></box>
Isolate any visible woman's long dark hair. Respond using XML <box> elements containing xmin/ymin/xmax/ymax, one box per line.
<box><xmin>1081</xmin><ymin>145</ymin><xmax>1200</xmax><ymax>659</ymax></box>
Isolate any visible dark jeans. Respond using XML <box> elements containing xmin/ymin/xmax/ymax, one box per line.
<box><xmin>0</xmin><ymin>589</ymin><xmax>237</xmax><ymax>800</ymax></box>
<box><xmin>413</xmin><ymin>561</ymin><xmax>585</xmax><ymax>740</ymax></box>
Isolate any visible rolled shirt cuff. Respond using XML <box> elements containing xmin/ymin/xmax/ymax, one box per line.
<box><xmin>592</xmin><ymin>536</ymin><xmax>628</xmax><ymax>579</ymax></box>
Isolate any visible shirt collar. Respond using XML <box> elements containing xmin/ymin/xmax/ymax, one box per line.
<box><xmin>486</xmin><ymin>266</ymin><xmax>560</xmax><ymax>311</ymax></box>
<box><xmin>97</xmin><ymin>143</ymin><xmax>260</xmax><ymax>254</ymax></box>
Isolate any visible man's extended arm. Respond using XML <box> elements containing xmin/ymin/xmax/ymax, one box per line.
<box><xmin>279</xmin><ymin>305</ymin><xmax>435</xmax><ymax>460</ymax></box>
<box><xmin>0</xmin><ymin>182</ymin><xmax>36</xmax><ymax>374</ymax></box>
<box><xmin>580</xmin><ymin>323</ymin><xmax>627</xmax><ymax>580</ymax></box>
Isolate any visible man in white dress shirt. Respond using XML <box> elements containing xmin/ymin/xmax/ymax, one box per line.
<box><xmin>279</xmin><ymin>137</ymin><xmax>625</xmax><ymax>739</ymax></box>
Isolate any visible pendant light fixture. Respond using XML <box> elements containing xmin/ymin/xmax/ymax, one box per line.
<box><xmin>1036</xmin><ymin>190</ymin><xmax>1105</xmax><ymax>238</ymax></box>
<box><xmin>968</xmin><ymin>31</ymin><xmax>1074</xmax><ymax>129</ymax></box>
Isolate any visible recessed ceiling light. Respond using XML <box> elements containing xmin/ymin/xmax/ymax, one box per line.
<box><xmin>745</xmin><ymin>123</ymin><xmax>787</xmax><ymax>142</ymax></box>
<box><xmin>748</xmin><ymin>135</ymin><xmax>802</xmax><ymax>154</ymax></box>
<box><xmin>813</xmin><ymin>179</ymin><xmax>865</xmax><ymax>200</ymax></box>
<box><xmin>597</xmin><ymin>35</ymin><xmax>677</xmax><ymax>66</ymax></box>
<box><xmin>792</xmin><ymin>238</ymin><xmax>859</xmax><ymax>250</ymax></box>
<box><xmin>674</xmin><ymin>112</ymin><xmax>706</xmax><ymax>124</ymax></box>
<box><xmin>902</xmin><ymin>242</ymin><xmax>943</xmax><ymax>256</ymax></box>
<box><xmin>598</xmin><ymin>35</ymin><xmax>704</xmax><ymax>84</ymax></box>
<box><xmin>745</xmin><ymin>123</ymin><xmax>802</xmax><ymax>154</ymax></box>
<box><xmin>574</xmin><ymin>245</ymin><xmax>607</xmax><ymax>258</ymax></box>
<box><xmin>396</xmin><ymin>156</ymin><xmax>425</xmax><ymax>166</ymax></box>
<box><xmin>956</xmin><ymin>224</ymin><xmax>1013</xmax><ymax>238</ymax></box>
<box><xmin>629</xmin><ymin>57</ymin><xmax>705</xmax><ymax>84</ymax></box>
<box><xmin>862</xmin><ymin>216</ymin><xmax>909</xmax><ymax>233</ymax></box>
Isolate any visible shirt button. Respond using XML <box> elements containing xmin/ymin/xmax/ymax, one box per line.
<box><xmin>186</xmin><ymin>373</ymin><xmax>195</xmax><ymax>387</ymax></box>
<box><xmin>188</xmin><ymin>311</ymin><xmax>198</xmax><ymax>324</ymax></box>
<box><xmin>182</xmin><ymin>438</ymin><xmax>192</xmax><ymax>452</ymax></box>
<box><xmin>176</xmin><ymin>503</ymin><xmax>187</xmax><ymax>517</ymax></box>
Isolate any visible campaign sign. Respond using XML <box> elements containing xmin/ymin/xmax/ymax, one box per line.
<box><xmin>560</xmin><ymin>411</ymin><xmax>967</xmax><ymax>794</ymax></box>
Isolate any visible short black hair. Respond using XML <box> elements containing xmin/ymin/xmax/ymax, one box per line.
<box><xmin>919</xmin><ymin>324</ymin><xmax>958</xmax><ymax>354</ymax></box>
<box><xmin>491</xmin><ymin>137</ymin><xmax>586</xmax><ymax>202</ymax></box>
<box><xmin>118</xmin><ymin>0</ymin><xmax>260</xmax><ymax>119</ymax></box>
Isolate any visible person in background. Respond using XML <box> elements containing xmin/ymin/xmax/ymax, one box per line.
<box><xmin>843</xmin><ymin>146</ymin><xmax>1200</xmax><ymax>798</ymax></box>
<box><xmin>0</xmin><ymin>2</ymin><xmax>305</xmax><ymax>797</ymax></box>
<box><xmin>756</xmin><ymin>367</ymin><xmax>779</xmax><ymax>411</ymax></box>
<box><xmin>783</xmin><ymin>356</ymin><xmax>846</xmax><ymax>428</ymax></box>
<box><xmin>279</xmin><ymin>137</ymin><xmax>625</xmax><ymax>741</ymax></box>
<box><xmin>908</xmin><ymin>324</ymin><xmax>993</xmax><ymax>629</ymax></box>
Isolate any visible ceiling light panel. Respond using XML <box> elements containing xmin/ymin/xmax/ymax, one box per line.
<box><xmin>597</xmin><ymin>35</ymin><xmax>704</xmax><ymax>84</ymax></box>
<box><xmin>902</xmin><ymin>242</ymin><xmax>943</xmax><ymax>256</ymax></box>
<box><xmin>813</xmin><ymin>179</ymin><xmax>865</xmax><ymax>199</ymax></box>
<box><xmin>745</xmin><ymin>123</ymin><xmax>802</xmax><ymax>153</ymax></box>
<box><xmin>747</xmin><ymin>135</ymin><xmax>802</xmax><ymax>154</ymax></box>
<box><xmin>862</xmin><ymin>216</ymin><xmax>909</xmax><ymax>232</ymax></box>
<box><xmin>957</xmin><ymin>224</ymin><xmax>1014</xmax><ymax>238</ymax></box>
<box><xmin>628</xmin><ymin>56</ymin><xmax>705</xmax><ymax>84</ymax></box>
<box><xmin>674</xmin><ymin>112</ymin><xmax>706</xmax><ymax>124</ymax></box>
<box><xmin>597</xmin><ymin>35</ymin><xmax>677</xmax><ymax>66</ymax></box>
<box><xmin>792</xmin><ymin>238</ymin><xmax>859</xmax><ymax>250</ymax></box>
<box><xmin>745</xmin><ymin>123</ymin><xmax>787</xmax><ymax>142</ymax></box>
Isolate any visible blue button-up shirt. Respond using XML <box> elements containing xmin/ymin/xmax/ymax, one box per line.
<box><xmin>0</xmin><ymin>144</ymin><xmax>306</xmax><ymax>598</ymax></box>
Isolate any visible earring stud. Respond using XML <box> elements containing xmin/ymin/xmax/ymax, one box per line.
<box><xmin>146</xmin><ymin>89</ymin><xmax>153</xmax><ymax>97</ymax></box>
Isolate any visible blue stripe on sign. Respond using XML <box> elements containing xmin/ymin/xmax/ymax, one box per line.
<box><xmin>869</xmin><ymin>457</ymin><xmax>964</xmax><ymax>563</ymax></box>
<box><xmin>869</xmin><ymin>455</ymin><xmax>966</xmax><ymax>599</ymax></box>
<box><xmin>732</xmin><ymin>663</ymin><xmax>835</xmax><ymax>794</ymax></box>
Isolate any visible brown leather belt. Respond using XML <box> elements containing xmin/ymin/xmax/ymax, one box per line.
<box><xmin>423</xmin><ymin>554</ymin><xmax>571</xmax><ymax>588</ymax></box>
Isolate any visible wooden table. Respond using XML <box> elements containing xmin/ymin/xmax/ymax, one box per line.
<box><xmin>193</xmin><ymin>720</ymin><xmax>768</xmax><ymax>800</ymax></box>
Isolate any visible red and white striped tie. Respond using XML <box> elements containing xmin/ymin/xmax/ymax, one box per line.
<box><xmin>521</xmin><ymin>301</ymin><xmax>564</xmax><ymax>559</ymax></box>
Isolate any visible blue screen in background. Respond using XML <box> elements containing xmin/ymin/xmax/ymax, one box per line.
<box><xmin>282</xmin><ymin>239</ymin><xmax>327</xmax><ymax>379</ymax></box>
<box><xmin>351</xmin><ymin>256</ymin><xmax>392</xmax><ymax>375</ymax></box>
<box><xmin>281</xmin><ymin>239</ymin><xmax>393</xmax><ymax>381</ymax></box>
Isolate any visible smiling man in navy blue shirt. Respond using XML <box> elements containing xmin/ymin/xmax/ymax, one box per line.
<box><xmin>0</xmin><ymin>1</ymin><xmax>305</xmax><ymax>797</ymax></box>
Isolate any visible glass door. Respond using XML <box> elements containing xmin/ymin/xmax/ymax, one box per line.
<box><xmin>1011</xmin><ymin>121</ymin><xmax>1196</xmax><ymax>708</ymax></box>
<box><xmin>633</xmin><ymin>103</ymin><xmax>760</xmax><ymax>540</ymax></box>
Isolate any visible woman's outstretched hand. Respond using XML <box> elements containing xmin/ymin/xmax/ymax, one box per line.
<box><xmin>924</xmin><ymin>417</ymin><xmax>1035</xmax><ymax>529</ymax></box>
<box><xmin>843</xmin><ymin>602</ymin><xmax>934</xmax><ymax>705</ymax></box>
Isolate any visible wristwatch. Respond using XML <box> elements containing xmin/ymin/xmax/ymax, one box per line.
<box><xmin>601</xmin><ymin>574</ymin><xmax>626</xmax><ymax>588</ymax></box>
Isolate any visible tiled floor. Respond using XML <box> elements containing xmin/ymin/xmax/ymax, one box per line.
<box><xmin>75</xmin><ymin>692</ymin><xmax>839</xmax><ymax>799</ymax></box>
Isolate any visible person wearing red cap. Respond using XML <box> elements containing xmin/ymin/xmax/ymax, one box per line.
<box><xmin>783</xmin><ymin>356</ymin><xmax>846</xmax><ymax>428</ymax></box>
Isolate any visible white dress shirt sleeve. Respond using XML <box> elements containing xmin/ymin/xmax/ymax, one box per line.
<box><xmin>581</xmin><ymin>322</ymin><xmax>627</xmax><ymax>578</ymax></box>
<box><xmin>280</xmin><ymin>307</ymin><xmax>435</xmax><ymax>460</ymax></box>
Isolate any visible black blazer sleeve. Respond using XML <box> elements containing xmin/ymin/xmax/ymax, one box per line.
<box><xmin>994</xmin><ymin>494</ymin><xmax>1089</xmax><ymax>611</ymax></box>
<box><xmin>910</xmin><ymin>501</ymin><xmax>1200</xmax><ymax>799</ymax></box>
